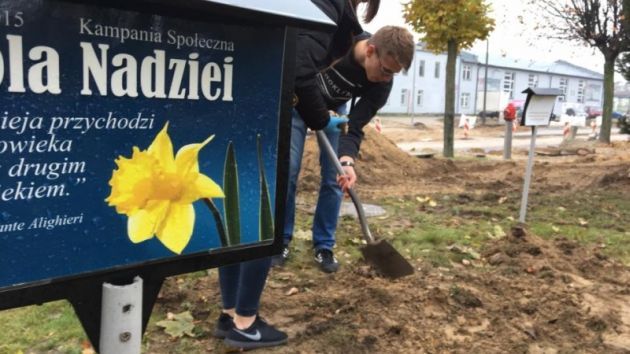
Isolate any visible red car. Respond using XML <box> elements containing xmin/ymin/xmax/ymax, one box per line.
<box><xmin>585</xmin><ymin>106</ymin><xmax>602</xmax><ymax>119</ymax></box>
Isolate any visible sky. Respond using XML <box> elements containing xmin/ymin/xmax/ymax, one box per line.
<box><xmin>359</xmin><ymin>0</ymin><xmax>626</xmax><ymax>82</ymax></box>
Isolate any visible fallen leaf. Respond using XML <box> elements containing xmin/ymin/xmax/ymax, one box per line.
<box><xmin>526</xmin><ymin>267</ymin><xmax>536</xmax><ymax>274</ymax></box>
<box><xmin>488</xmin><ymin>225</ymin><xmax>506</xmax><ymax>239</ymax></box>
<box><xmin>81</xmin><ymin>340</ymin><xmax>92</xmax><ymax>350</ymax></box>
<box><xmin>156</xmin><ymin>311</ymin><xmax>196</xmax><ymax>338</ymax></box>
<box><xmin>285</xmin><ymin>287</ymin><xmax>299</xmax><ymax>296</ymax></box>
<box><xmin>416</xmin><ymin>196</ymin><xmax>430</xmax><ymax>203</ymax></box>
<box><xmin>294</xmin><ymin>229</ymin><xmax>311</xmax><ymax>240</ymax></box>
<box><xmin>578</xmin><ymin>218</ymin><xmax>589</xmax><ymax>226</ymax></box>
<box><xmin>552</xmin><ymin>226</ymin><xmax>560</xmax><ymax>232</ymax></box>
<box><xmin>428</xmin><ymin>200</ymin><xmax>437</xmax><ymax>207</ymax></box>
<box><xmin>267</xmin><ymin>280</ymin><xmax>284</xmax><ymax>289</ymax></box>
<box><xmin>498</xmin><ymin>196</ymin><xmax>508</xmax><ymax>204</ymax></box>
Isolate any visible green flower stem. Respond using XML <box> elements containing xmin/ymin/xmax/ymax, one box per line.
<box><xmin>203</xmin><ymin>198</ymin><xmax>228</xmax><ymax>247</ymax></box>
<box><xmin>257</xmin><ymin>134</ymin><xmax>274</xmax><ymax>241</ymax></box>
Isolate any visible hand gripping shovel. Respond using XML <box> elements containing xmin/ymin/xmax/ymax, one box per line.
<box><xmin>316</xmin><ymin>130</ymin><xmax>414</xmax><ymax>279</ymax></box>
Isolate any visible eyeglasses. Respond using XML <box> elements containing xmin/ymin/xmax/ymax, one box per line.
<box><xmin>374</xmin><ymin>48</ymin><xmax>398</xmax><ymax>77</ymax></box>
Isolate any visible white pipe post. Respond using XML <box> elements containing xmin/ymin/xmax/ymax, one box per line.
<box><xmin>503</xmin><ymin>120</ymin><xmax>513</xmax><ymax>160</ymax></box>
<box><xmin>519</xmin><ymin>126</ymin><xmax>538</xmax><ymax>223</ymax></box>
<box><xmin>100</xmin><ymin>276</ymin><xmax>143</xmax><ymax>354</ymax></box>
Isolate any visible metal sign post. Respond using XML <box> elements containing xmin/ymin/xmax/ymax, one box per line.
<box><xmin>518</xmin><ymin>126</ymin><xmax>537</xmax><ymax>223</ymax></box>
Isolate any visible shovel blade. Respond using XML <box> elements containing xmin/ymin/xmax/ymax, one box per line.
<box><xmin>361</xmin><ymin>239</ymin><xmax>414</xmax><ymax>279</ymax></box>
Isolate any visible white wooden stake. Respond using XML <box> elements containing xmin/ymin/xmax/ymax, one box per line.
<box><xmin>519</xmin><ymin>126</ymin><xmax>538</xmax><ymax>223</ymax></box>
<box><xmin>100</xmin><ymin>276</ymin><xmax>143</xmax><ymax>354</ymax></box>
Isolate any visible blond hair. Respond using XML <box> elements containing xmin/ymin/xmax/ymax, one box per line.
<box><xmin>368</xmin><ymin>26</ymin><xmax>415</xmax><ymax>71</ymax></box>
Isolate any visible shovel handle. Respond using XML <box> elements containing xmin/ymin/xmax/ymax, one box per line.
<box><xmin>316</xmin><ymin>130</ymin><xmax>375</xmax><ymax>244</ymax></box>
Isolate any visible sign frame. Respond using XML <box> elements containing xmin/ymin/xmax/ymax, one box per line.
<box><xmin>0</xmin><ymin>0</ymin><xmax>334</xmax><ymax>346</ymax></box>
<box><xmin>521</xmin><ymin>87</ymin><xmax>563</xmax><ymax>127</ymax></box>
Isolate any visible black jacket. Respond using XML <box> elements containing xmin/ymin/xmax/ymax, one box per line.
<box><xmin>294</xmin><ymin>0</ymin><xmax>363</xmax><ymax>130</ymax></box>
<box><xmin>315</xmin><ymin>32</ymin><xmax>392</xmax><ymax>159</ymax></box>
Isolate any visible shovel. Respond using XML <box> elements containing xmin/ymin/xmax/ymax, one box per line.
<box><xmin>316</xmin><ymin>130</ymin><xmax>414</xmax><ymax>279</ymax></box>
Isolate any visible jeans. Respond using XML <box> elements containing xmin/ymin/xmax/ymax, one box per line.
<box><xmin>219</xmin><ymin>256</ymin><xmax>271</xmax><ymax>316</ymax></box>
<box><xmin>283</xmin><ymin>110</ymin><xmax>342</xmax><ymax>251</ymax></box>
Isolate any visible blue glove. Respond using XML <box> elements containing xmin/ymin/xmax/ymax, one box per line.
<box><xmin>324</xmin><ymin>115</ymin><xmax>349</xmax><ymax>134</ymax></box>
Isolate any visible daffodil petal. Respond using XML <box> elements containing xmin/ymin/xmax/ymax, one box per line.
<box><xmin>180</xmin><ymin>173</ymin><xmax>225</xmax><ymax>203</ymax></box>
<box><xmin>148</xmin><ymin>123</ymin><xmax>175</xmax><ymax>171</ymax></box>
<box><xmin>175</xmin><ymin>135</ymin><xmax>214</xmax><ymax>175</ymax></box>
<box><xmin>106</xmin><ymin>148</ymin><xmax>158</xmax><ymax>214</ymax></box>
<box><xmin>156</xmin><ymin>203</ymin><xmax>195</xmax><ymax>254</ymax></box>
<box><xmin>127</xmin><ymin>200</ymin><xmax>170</xmax><ymax>243</ymax></box>
<box><xmin>194</xmin><ymin>174</ymin><xmax>225</xmax><ymax>198</ymax></box>
<box><xmin>127</xmin><ymin>210</ymin><xmax>156</xmax><ymax>243</ymax></box>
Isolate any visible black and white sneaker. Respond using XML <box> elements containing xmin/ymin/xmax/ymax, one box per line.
<box><xmin>224</xmin><ymin>316</ymin><xmax>288</xmax><ymax>350</ymax></box>
<box><xmin>271</xmin><ymin>246</ymin><xmax>290</xmax><ymax>267</ymax></box>
<box><xmin>314</xmin><ymin>249</ymin><xmax>339</xmax><ymax>273</ymax></box>
<box><xmin>213</xmin><ymin>312</ymin><xmax>234</xmax><ymax>339</ymax></box>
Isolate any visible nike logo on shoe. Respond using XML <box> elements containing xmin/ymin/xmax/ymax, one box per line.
<box><xmin>234</xmin><ymin>328</ymin><xmax>262</xmax><ymax>341</ymax></box>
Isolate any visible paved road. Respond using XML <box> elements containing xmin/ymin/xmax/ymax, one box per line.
<box><xmin>396</xmin><ymin>122</ymin><xmax>628</xmax><ymax>154</ymax></box>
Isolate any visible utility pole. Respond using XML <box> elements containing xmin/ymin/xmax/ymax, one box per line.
<box><xmin>482</xmin><ymin>39</ymin><xmax>489</xmax><ymax>125</ymax></box>
<box><xmin>410</xmin><ymin>48</ymin><xmax>418</xmax><ymax>124</ymax></box>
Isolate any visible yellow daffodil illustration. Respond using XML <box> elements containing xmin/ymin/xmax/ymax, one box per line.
<box><xmin>106</xmin><ymin>123</ymin><xmax>224</xmax><ymax>254</ymax></box>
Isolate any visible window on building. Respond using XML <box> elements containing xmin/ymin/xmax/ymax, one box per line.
<box><xmin>462</xmin><ymin>65</ymin><xmax>471</xmax><ymax>81</ymax></box>
<box><xmin>586</xmin><ymin>83</ymin><xmax>601</xmax><ymax>101</ymax></box>
<box><xmin>558</xmin><ymin>77</ymin><xmax>569</xmax><ymax>101</ymax></box>
<box><xmin>528</xmin><ymin>74</ymin><xmax>538</xmax><ymax>88</ymax></box>
<box><xmin>577</xmin><ymin>80</ymin><xmax>585</xmax><ymax>103</ymax></box>
<box><xmin>401</xmin><ymin>89</ymin><xmax>408</xmax><ymax>105</ymax></box>
<box><xmin>460</xmin><ymin>93</ymin><xmax>470</xmax><ymax>109</ymax></box>
<box><xmin>416</xmin><ymin>90</ymin><xmax>424</xmax><ymax>106</ymax></box>
<box><xmin>434</xmin><ymin>62</ymin><xmax>440</xmax><ymax>78</ymax></box>
<box><xmin>503</xmin><ymin>71</ymin><xmax>515</xmax><ymax>98</ymax></box>
<box><xmin>418</xmin><ymin>60</ymin><xmax>425</xmax><ymax>77</ymax></box>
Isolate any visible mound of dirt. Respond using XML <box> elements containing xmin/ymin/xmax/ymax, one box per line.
<box><xmin>298</xmin><ymin>129</ymin><xmax>630</xmax><ymax>199</ymax></box>
<box><xmin>299</xmin><ymin>126</ymin><xmax>458</xmax><ymax>193</ymax></box>
<box><xmin>477</xmin><ymin>231</ymin><xmax>630</xmax><ymax>352</ymax></box>
<box><xmin>152</xmin><ymin>229</ymin><xmax>630</xmax><ymax>353</ymax></box>
<box><xmin>596</xmin><ymin>166</ymin><xmax>630</xmax><ymax>187</ymax></box>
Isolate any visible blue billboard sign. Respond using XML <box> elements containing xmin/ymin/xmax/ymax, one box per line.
<box><xmin>0</xmin><ymin>0</ymin><xmax>285</xmax><ymax>290</ymax></box>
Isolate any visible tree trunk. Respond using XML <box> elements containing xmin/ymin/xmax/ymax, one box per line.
<box><xmin>443</xmin><ymin>39</ymin><xmax>457</xmax><ymax>158</ymax></box>
<box><xmin>599</xmin><ymin>56</ymin><xmax>615</xmax><ymax>143</ymax></box>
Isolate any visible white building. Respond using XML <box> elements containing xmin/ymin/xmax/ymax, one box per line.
<box><xmin>614</xmin><ymin>82</ymin><xmax>630</xmax><ymax>113</ymax></box>
<box><xmin>381</xmin><ymin>44</ymin><xmax>604</xmax><ymax>115</ymax></box>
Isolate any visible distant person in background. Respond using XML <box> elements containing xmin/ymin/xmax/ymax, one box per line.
<box><xmin>214</xmin><ymin>0</ymin><xmax>382</xmax><ymax>350</ymax></box>
<box><xmin>274</xmin><ymin>26</ymin><xmax>414</xmax><ymax>273</ymax></box>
